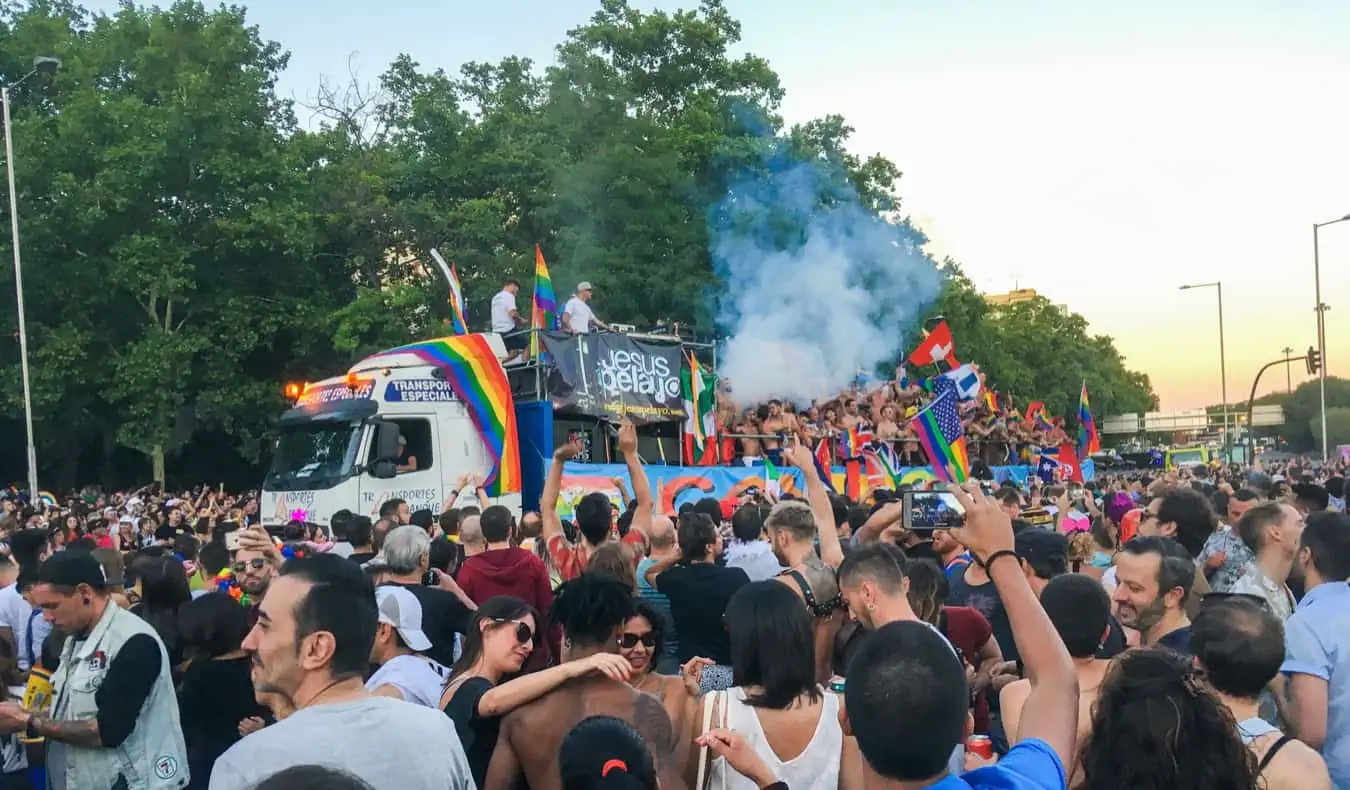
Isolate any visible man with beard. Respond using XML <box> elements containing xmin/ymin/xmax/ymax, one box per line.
<box><xmin>232</xmin><ymin>527</ymin><xmax>279</xmax><ymax>629</ymax></box>
<box><xmin>764</xmin><ymin>444</ymin><xmax>846</xmax><ymax>684</ymax></box>
<box><xmin>210</xmin><ymin>555</ymin><xmax>471</xmax><ymax>790</ymax></box>
<box><xmin>483</xmin><ymin>574</ymin><xmax>681</xmax><ymax>790</ymax></box>
<box><xmin>836</xmin><ymin>542</ymin><xmax>966</xmax><ymax>774</ymax></box>
<box><xmin>0</xmin><ymin>551</ymin><xmax>188</xmax><ymax>790</ymax></box>
<box><xmin>1111</xmin><ymin>535</ymin><xmax>1195</xmax><ymax>653</ymax></box>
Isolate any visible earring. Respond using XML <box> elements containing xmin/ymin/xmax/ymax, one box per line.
<box><xmin>866</xmin><ymin>603</ymin><xmax>875</xmax><ymax>612</ymax></box>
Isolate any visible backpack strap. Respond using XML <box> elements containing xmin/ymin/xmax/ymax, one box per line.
<box><xmin>778</xmin><ymin>568</ymin><xmax>843</xmax><ymax>618</ymax></box>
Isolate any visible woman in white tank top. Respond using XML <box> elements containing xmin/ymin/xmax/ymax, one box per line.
<box><xmin>692</xmin><ymin>582</ymin><xmax>860</xmax><ymax>790</ymax></box>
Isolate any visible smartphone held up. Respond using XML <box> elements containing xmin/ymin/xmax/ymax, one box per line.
<box><xmin>903</xmin><ymin>491</ymin><xmax>966</xmax><ymax>532</ymax></box>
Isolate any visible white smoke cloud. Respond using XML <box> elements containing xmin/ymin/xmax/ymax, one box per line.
<box><xmin>711</xmin><ymin>151</ymin><xmax>944</xmax><ymax>406</ymax></box>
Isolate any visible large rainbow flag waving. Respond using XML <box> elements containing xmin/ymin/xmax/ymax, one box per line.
<box><xmin>366</xmin><ymin>335</ymin><xmax>522</xmax><ymax>496</ymax></box>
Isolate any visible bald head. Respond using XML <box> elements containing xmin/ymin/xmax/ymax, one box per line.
<box><xmin>460</xmin><ymin>515</ymin><xmax>485</xmax><ymax>556</ymax></box>
<box><xmin>648</xmin><ymin>515</ymin><xmax>675</xmax><ymax>550</ymax></box>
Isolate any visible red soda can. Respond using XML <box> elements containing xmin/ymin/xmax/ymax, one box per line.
<box><xmin>966</xmin><ymin>735</ymin><xmax>994</xmax><ymax>761</ymax></box>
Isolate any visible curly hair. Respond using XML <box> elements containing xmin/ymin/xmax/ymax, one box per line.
<box><xmin>1077</xmin><ymin>648</ymin><xmax>1260</xmax><ymax>790</ymax></box>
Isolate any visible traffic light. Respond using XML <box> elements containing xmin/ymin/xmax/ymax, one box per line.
<box><xmin>1307</xmin><ymin>346</ymin><xmax>1321</xmax><ymax>375</ymax></box>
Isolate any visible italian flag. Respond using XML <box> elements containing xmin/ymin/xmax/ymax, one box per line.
<box><xmin>763</xmin><ymin>459</ymin><xmax>782</xmax><ymax>497</ymax></box>
<box><xmin>682</xmin><ymin>352</ymin><xmax>718</xmax><ymax>465</ymax></box>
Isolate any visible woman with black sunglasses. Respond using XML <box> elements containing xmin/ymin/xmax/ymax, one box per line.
<box><xmin>440</xmin><ymin>596</ymin><xmax>634</xmax><ymax>788</ymax></box>
<box><xmin>619</xmin><ymin>599</ymin><xmax>703</xmax><ymax>749</ymax></box>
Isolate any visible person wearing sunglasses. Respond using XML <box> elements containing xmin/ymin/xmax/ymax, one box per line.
<box><xmin>440</xmin><ymin>596</ymin><xmax>632</xmax><ymax>789</ymax></box>
<box><xmin>619</xmin><ymin>599</ymin><xmax>704</xmax><ymax>748</ymax></box>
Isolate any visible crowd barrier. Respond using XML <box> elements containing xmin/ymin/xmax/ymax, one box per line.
<box><xmin>554</xmin><ymin>460</ymin><xmax>1097</xmax><ymax>519</ymax></box>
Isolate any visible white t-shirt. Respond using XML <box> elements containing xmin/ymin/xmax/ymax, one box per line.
<box><xmin>490</xmin><ymin>289</ymin><xmax>518</xmax><ymax>333</ymax></box>
<box><xmin>366</xmin><ymin>654</ymin><xmax>450</xmax><ymax>708</ymax></box>
<box><xmin>563</xmin><ymin>296</ymin><xmax>596</xmax><ymax>334</ymax></box>
<box><xmin>0</xmin><ymin>585</ymin><xmax>38</xmax><ymax>671</ymax></box>
<box><xmin>210</xmin><ymin>696</ymin><xmax>473</xmax><ymax>790</ymax></box>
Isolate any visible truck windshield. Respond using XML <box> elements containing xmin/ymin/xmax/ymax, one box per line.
<box><xmin>266</xmin><ymin>421</ymin><xmax>361</xmax><ymax>489</ymax></box>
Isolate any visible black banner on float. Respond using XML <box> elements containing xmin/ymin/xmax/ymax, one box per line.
<box><xmin>540</xmin><ymin>332</ymin><xmax>687</xmax><ymax>425</ymax></box>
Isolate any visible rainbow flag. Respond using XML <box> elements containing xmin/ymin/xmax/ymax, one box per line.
<box><xmin>446</xmin><ymin>262</ymin><xmax>467</xmax><ymax>335</ymax></box>
<box><xmin>912</xmin><ymin>387</ymin><xmax>969</xmax><ymax>483</ymax></box>
<box><xmin>366</xmin><ymin>335</ymin><xmax>521</xmax><ymax>495</ymax></box>
<box><xmin>529</xmin><ymin>244</ymin><xmax>558</xmax><ymax>358</ymax></box>
<box><xmin>841</xmin><ymin>426</ymin><xmax>871</xmax><ymax>459</ymax></box>
<box><xmin>1078</xmin><ymin>381</ymin><xmax>1101</xmax><ymax>456</ymax></box>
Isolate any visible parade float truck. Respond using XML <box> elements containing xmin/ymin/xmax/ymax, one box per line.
<box><xmin>259</xmin><ymin>329</ymin><xmax>699</xmax><ymax>527</ymax></box>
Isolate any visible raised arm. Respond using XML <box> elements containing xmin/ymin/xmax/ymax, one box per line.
<box><xmin>784</xmin><ymin>443</ymin><xmax>842</xmax><ymax>568</ymax></box>
<box><xmin>948</xmin><ymin>482</ymin><xmax>1078</xmax><ymax>770</ymax></box>
<box><xmin>617</xmin><ymin>420</ymin><xmax>654</xmax><ymax>537</ymax></box>
<box><xmin>540</xmin><ymin>439</ymin><xmax>581</xmax><ymax>542</ymax></box>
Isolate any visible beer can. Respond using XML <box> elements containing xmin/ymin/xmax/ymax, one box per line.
<box><xmin>966</xmin><ymin>735</ymin><xmax>993</xmax><ymax>761</ymax></box>
<box><xmin>18</xmin><ymin>666</ymin><xmax>52</xmax><ymax>744</ymax></box>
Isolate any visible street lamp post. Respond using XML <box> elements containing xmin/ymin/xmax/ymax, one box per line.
<box><xmin>4</xmin><ymin>55</ymin><xmax>59</xmax><ymax>499</ymax></box>
<box><xmin>1313</xmin><ymin>214</ymin><xmax>1350</xmax><ymax>462</ymax></box>
<box><xmin>1281</xmin><ymin>346</ymin><xmax>1294</xmax><ymax>393</ymax></box>
<box><xmin>1180</xmin><ymin>282</ymin><xmax>1229</xmax><ymax>462</ymax></box>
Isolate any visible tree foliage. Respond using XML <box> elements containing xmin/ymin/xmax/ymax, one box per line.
<box><xmin>0</xmin><ymin>0</ymin><xmax>1157</xmax><ymax>488</ymax></box>
<box><xmin>1249</xmin><ymin>377</ymin><xmax>1350</xmax><ymax>452</ymax></box>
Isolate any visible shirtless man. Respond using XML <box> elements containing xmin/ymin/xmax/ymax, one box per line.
<box><xmin>736</xmin><ymin>415</ymin><xmax>762</xmax><ymax>463</ymax></box>
<box><xmin>760</xmin><ymin>401</ymin><xmax>785</xmax><ymax>462</ymax></box>
<box><xmin>484</xmin><ymin>574</ymin><xmax>686</xmax><ymax>790</ymax></box>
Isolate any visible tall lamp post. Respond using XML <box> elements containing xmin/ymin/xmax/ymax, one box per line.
<box><xmin>4</xmin><ymin>55</ymin><xmax>60</xmax><ymax>498</ymax></box>
<box><xmin>1180</xmin><ymin>282</ymin><xmax>1229</xmax><ymax>461</ymax></box>
<box><xmin>1281</xmin><ymin>346</ymin><xmax>1294</xmax><ymax>393</ymax></box>
<box><xmin>1313</xmin><ymin>214</ymin><xmax>1350</xmax><ymax>462</ymax></box>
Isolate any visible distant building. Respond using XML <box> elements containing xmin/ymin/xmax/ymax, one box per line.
<box><xmin>984</xmin><ymin>288</ymin><xmax>1038</xmax><ymax>306</ymax></box>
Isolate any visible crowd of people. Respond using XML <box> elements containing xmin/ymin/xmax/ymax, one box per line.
<box><xmin>713</xmin><ymin>370</ymin><xmax>1076</xmax><ymax>468</ymax></box>
<box><xmin>0</xmin><ymin>433</ymin><xmax>1347</xmax><ymax>790</ymax></box>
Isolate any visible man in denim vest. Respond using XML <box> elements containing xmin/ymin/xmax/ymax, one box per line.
<box><xmin>0</xmin><ymin>551</ymin><xmax>188</xmax><ymax>790</ymax></box>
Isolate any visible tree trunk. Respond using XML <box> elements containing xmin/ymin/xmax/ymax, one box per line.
<box><xmin>152</xmin><ymin>443</ymin><xmax>166</xmax><ymax>487</ymax></box>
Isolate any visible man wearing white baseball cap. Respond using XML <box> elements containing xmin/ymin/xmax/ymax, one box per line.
<box><xmin>562</xmin><ymin>281</ymin><xmax>609</xmax><ymax>335</ymax></box>
<box><xmin>367</xmin><ymin>586</ymin><xmax>450</xmax><ymax>707</ymax></box>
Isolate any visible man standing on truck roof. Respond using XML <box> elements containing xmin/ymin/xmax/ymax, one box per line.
<box><xmin>491</xmin><ymin>278</ymin><xmax>529</xmax><ymax>364</ymax></box>
<box><xmin>562</xmin><ymin>282</ymin><xmax>609</xmax><ymax>335</ymax></box>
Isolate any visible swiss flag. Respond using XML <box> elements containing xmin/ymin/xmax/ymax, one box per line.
<box><xmin>1057</xmin><ymin>442</ymin><xmax>1084</xmax><ymax>483</ymax></box>
<box><xmin>908</xmin><ymin>320</ymin><xmax>959</xmax><ymax>369</ymax></box>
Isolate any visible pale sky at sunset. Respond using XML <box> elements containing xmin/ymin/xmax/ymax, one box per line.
<box><xmin>90</xmin><ymin>0</ymin><xmax>1350</xmax><ymax>412</ymax></box>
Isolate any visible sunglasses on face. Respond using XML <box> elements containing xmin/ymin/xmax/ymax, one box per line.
<box><xmin>232</xmin><ymin>559</ymin><xmax>267</xmax><ymax>573</ymax></box>
<box><xmin>493</xmin><ymin>618</ymin><xmax>533</xmax><ymax>644</ymax></box>
<box><xmin>619</xmin><ymin>632</ymin><xmax>656</xmax><ymax>649</ymax></box>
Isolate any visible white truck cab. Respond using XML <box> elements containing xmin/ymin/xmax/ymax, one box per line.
<box><xmin>260</xmin><ymin>334</ymin><xmax>522</xmax><ymax>527</ymax></box>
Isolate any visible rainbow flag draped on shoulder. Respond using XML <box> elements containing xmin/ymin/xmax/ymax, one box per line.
<box><xmin>365</xmin><ymin>335</ymin><xmax>522</xmax><ymax>496</ymax></box>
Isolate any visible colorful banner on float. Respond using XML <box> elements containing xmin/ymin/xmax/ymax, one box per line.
<box><xmin>553</xmin><ymin>460</ymin><xmax>1094</xmax><ymax>519</ymax></box>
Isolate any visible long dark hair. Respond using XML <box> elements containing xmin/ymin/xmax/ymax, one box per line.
<box><xmin>726</xmin><ymin>581</ymin><xmax>820</xmax><ymax>710</ymax></box>
<box><xmin>904</xmin><ymin>559</ymin><xmax>947</xmax><ymax>626</ymax></box>
<box><xmin>448</xmin><ymin>596</ymin><xmax>541</xmax><ymax>680</ymax></box>
<box><xmin>128</xmin><ymin>554</ymin><xmax>191</xmax><ymax>657</ymax></box>
<box><xmin>1077</xmin><ymin>648</ymin><xmax>1260</xmax><ymax>790</ymax></box>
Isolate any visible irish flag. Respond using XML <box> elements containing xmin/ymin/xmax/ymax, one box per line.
<box><xmin>681</xmin><ymin>352</ymin><xmax>718</xmax><ymax>465</ymax></box>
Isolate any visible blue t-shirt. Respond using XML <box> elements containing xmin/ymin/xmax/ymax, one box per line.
<box><xmin>928</xmin><ymin>739</ymin><xmax>1066</xmax><ymax>790</ymax></box>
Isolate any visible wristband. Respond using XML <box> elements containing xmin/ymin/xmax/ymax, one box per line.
<box><xmin>982</xmin><ymin>549</ymin><xmax>1019</xmax><ymax>570</ymax></box>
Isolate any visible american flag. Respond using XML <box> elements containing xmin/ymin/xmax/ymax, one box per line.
<box><xmin>912</xmin><ymin>388</ymin><xmax>970</xmax><ymax>483</ymax></box>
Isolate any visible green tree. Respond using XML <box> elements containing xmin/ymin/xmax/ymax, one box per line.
<box><xmin>930</xmin><ymin>272</ymin><xmax>1156</xmax><ymax>420</ymax></box>
<box><xmin>1310</xmin><ymin>407</ymin><xmax>1350</xmax><ymax>454</ymax></box>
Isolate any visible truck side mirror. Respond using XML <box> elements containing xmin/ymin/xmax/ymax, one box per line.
<box><xmin>369</xmin><ymin>421</ymin><xmax>402</xmax><ymax>479</ymax></box>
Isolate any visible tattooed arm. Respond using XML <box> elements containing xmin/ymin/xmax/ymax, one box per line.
<box><xmin>28</xmin><ymin>714</ymin><xmax>103</xmax><ymax>747</ymax></box>
<box><xmin>634</xmin><ymin>689</ymin><xmax>687</xmax><ymax>790</ymax></box>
